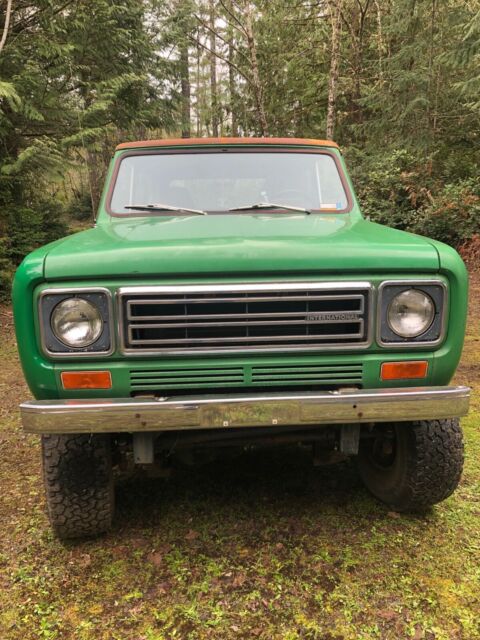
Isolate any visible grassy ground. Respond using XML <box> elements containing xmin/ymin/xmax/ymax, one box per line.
<box><xmin>0</xmin><ymin>280</ymin><xmax>479</xmax><ymax>640</ymax></box>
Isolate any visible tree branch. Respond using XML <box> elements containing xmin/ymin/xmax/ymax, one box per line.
<box><xmin>218</xmin><ymin>0</ymin><xmax>248</xmax><ymax>37</ymax></box>
<box><xmin>193</xmin><ymin>12</ymin><xmax>250</xmax><ymax>65</ymax></box>
<box><xmin>0</xmin><ymin>0</ymin><xmax>13</xmax><ymax>55</ymax></box>
<box><xmin>187</xmin><ymin>33</ymin><xmax>253</xmax><ymax>86</ymax></box>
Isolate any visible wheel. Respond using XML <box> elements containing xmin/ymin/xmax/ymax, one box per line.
<box><xmin>41</xmin><ymin>434</ymin><xmax>114</xmax><ymax>539</ymax></box>
<box><xmin>358</xmin><ymin>419</ymin><xmax>464</xmax><ymax>512</ymax></box>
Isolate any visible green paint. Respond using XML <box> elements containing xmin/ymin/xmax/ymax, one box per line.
<box><xmin>12</xmin><ymin>141</ymin><xmax>468</xmax><ymax>400</ymax></box>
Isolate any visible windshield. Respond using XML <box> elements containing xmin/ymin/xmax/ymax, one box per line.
<box><xmin>109</xmin><ymin>151</ymin><xmax>350</xmax><ymax>215</ymax></box>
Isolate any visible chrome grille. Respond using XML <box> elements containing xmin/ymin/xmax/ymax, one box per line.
<box><xmin>119</xmin><ymin>282</ymin><xmax>372</xmax><ymax>355</ymax></box>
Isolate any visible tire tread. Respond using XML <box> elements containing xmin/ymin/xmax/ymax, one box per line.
<box><xmin>359</xmin><ymin>418</ymin><xmax>464</xmax><ymax>512</ymax></box>
<box><xmin>405</xmin><ymin>418</ymin><xmax>464</xmax><ymax>510</ymax></box>
<box><xmin>41</xmin><ymin>434</ymin><xmax>114</xmax><ymax>539</ymax></box>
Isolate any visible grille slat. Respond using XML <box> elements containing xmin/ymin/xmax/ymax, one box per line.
<box><xmin>127</xmin><ymin>333</ymin><xmax>365</xmax><ymax>346</ymax></box>
<box><xmin>251</xmin><ymin>374</ymin><xmax>361</xmax><ymax>380</ymax></box>
<box><xmin>131</xmin><ymin>370</ymin><xmax>244</xmax><ymax>379</ymax></box>
<box><xmin>250</xmin><ymin>363</ymin><xmax>363</xmax><ymax>387</ymax></box>
<box><xmin>120</xmin><ymin>282</ymin><xmax>371</xmax><ymax>355</ymax></box>
<box><xmin>130</xmin><ymin>366</ymin><xmax>243</xmax><ymax>391</ymax></box>
<box><xmin>129</xmin><ymin>363</ymin><xmax>363</xmax><ymax>392</ymax></box>
<box><xmin>253</xmin><ymin>364</ymin><xmax>363</xmax><ymax>375</ymax></box>
<box><xmin>128</xmin><ymin>318</ymin><xmax>363</xmax><ymax>328</ymax></box>
<box><xmin>129</xmin><ymin>296</ymin><xmax>349</xmax><ymax>304</ymax></box>
<box><xmin>127</xmin><ymin>293</ymin><xmax>365</xmax><ymax>316</ymax></box>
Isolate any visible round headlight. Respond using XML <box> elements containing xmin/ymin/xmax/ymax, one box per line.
<box><xmin>387</xmin><ymin>289</ymin><xmax>435</xmax><ymax>338</ymax></box>
<box><xmin>51</xmin><ymin>298</ymin><xmax>103</xmax><ymax>348</ymax></box>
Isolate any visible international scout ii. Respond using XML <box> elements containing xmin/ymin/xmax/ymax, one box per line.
<box><xmin>13</xmin><ymin>137</ymin><xmax>470</xmax><ymax>539</ymax></box>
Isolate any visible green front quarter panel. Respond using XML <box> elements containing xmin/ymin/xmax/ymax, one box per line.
<box><xmin>429</xmin><ymin>240</ymin><xmax>469</xmax><ymax>382</ymax></box>
<box><xmin>11</xmin><ymin>142</ymin><xmax>469</xmax><ymax>401</ymax></box>
<box><xmin>12</xmin><ymin>245</ymin><xmax>57</xmax><ymax>398</ymax></box>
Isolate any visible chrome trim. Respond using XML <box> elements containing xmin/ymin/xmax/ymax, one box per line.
<box><xmin>20</xmin><ymin>386</ymin><xmax>470</xmax><ymax>434</ymax></box>
<box><xmin>118</xmin><ymin>282</ymin><xmax>371</xmax><ymax>295</ymax></box>
<box><xmin>118</xmin><ymin>281</ymin><xmax>374</xmax><ymax>356</ymax></box>
<box><xmin>377</xmin><ymin>280</ymin><xmax>448</xmax><ymax>348</ymax></box>
<box><xmin>38</xmin><ymin>287</ymin><xmax>115</xmax><ymax>359</ymax></box>
<box><xmin>126</xmin><ymin>293</ymin><xmax>365</xmax><ymax>313</ymax></box>
<box><xmin>127</xmin><ymin>330</ymin><xmax>366</xmax><ymax>346</ymax></box>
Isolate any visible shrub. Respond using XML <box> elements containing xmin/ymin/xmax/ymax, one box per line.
<box><xmin>346</xmin><ymin>148</ymin><xmax>435</xmax><ymax>231</ymax></box>
<box><xmin>69</xmin><ymin>191</ymin><xmax>94</xmax><ymax>222</ymax></box>
<box><xmin>411</xmin><ymin>180</ymin><xmax>480</xmax><ymax>246</ymax></box>
<box><xmin>459</xmin><ymin>235</ymin><xmax>480</xmax><ymax>270</ymax></box>
<box><xmin>0</xmin><ymin>197</ymin><xmax>67</xmax><ymax>301</ymax></box>
<box><xmin>347</xmin><ymin>146</ymin><xmax>480</xmax><ymax>248</ymax></box>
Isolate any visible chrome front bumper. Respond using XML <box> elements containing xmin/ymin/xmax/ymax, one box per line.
<box><xmin>20</xmin><ymin>386</ymin><xmax>470</xmax><ymax>434</ymax></box>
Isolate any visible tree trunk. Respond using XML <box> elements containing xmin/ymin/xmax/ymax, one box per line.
<box><xmin>343</xmin><ymin>1</ymin><xmax>371</xmax><ymax>132</ymax></box>
<box><xmin>226</xmin><ymin>12</ymin><xmax>238</xmax><ymax>137</ymax></box>
<box><xmin>326</xmin><ymin>1</ymin><xmax>341</xmax><ymax>140</ymax></box>
<box><xmin>428</xmin><ymin>0</ymin><xmax>439</xmax><ymax>143</ymax></box>
<box><xmin>195</xmin><ymin>35</ymin><xmax>201</xmax><ymax>136</ymax></box>
<box><xmin>243</xmin><ymin>1</ymin><xmax>268</xmax><ymax>136</ymax></box>
<box><xmin>85</xmin><ymin>149</ymin><xmax>101</xmax><ymax>216</ymax></box>
<box><xmin>374</xmin><ymin>0</ymin><xmax>384</xmax><ymax>80</ymax></box>
<box><xmin>228</xmin><ymin>38</ymin><xmax>238</xmax><ymax>136</ymax></box>
<box><xmin>180</xmin><ymin>40</ymin><xmax>191</xmax><ymax>138</ymax></box>
<box><xmin>209</xmin><ymin>0</ymin><xmax>219</xmax><ymax>136</ymax></box>
<box><xmin>0</xmin><ymin>0</ymin><xmax>13</xmax><ymax>55</ymax></box>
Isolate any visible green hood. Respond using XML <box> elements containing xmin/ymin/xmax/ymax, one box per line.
<box><xmin>43</xmin><ymin>214</ymin><xmax>439</xmax><ymax>280</ymax></box>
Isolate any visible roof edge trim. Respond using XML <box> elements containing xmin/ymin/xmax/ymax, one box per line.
<box><xmin>116</xmin><ymin>137</ymin><xmax>339</xmax><ymax>151</ymax></box>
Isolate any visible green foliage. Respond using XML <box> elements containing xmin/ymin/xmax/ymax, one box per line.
<box><xmin>0</xmin><ymin>0</ymin><xmax>479</xmax><ymax>289</ymax></box>
<box><xmin>1</xmin><ymin>139</ymin><xmax>66</xmax><ymax>178</ymax></box>
<box><xmin>347</xmin><ymin>148</ymin><xmax>432</xmax><ymax>230</ymax></box>
<box><xmin>349</xmin><ymin>147</ymin><xmax>480</xmax><ymax>246</ymax></box>
<box><xmin>0</xmin><ymin>238</ymin><xmax>14</xmax><ymax>300</ymax></box>
<box><xmin>0</xmin><ymin>0</ymin><xmax>173</xmax><ymax>294</ymax></box>
<box><xmin>0</xmin><ymin>81</ymin><xmax>22</xmax><ymax>112</ymax></box>
<box><xmin>414</xmin><ymin>180</ymin><xmax>480</xmax><ymax>246</ymax></box>
<box><xmin>69</xmin><ymin>191</ymin><xmax>94</xmax><ymax>222</ymax></box>
<box><xmin>0</xmin><ymin>193</ymin><xmax>67</xmax><ymax>300</ymax></box>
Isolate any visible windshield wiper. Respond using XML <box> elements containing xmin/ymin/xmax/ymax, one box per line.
<box><xmin>125</xmin><ymin>203</ymin><xmax>207</xmax><ymax>215</ymax></box>
<box><xmin>228</xmin><ymin>202</ymin><xmax>311</xmax><ymax>214</ymax></box>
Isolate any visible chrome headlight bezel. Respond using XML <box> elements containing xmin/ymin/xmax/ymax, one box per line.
<box><xmin>39</xmin><ymin>288</ymin><xmax>114</xmax><ymax>357</ymax></box>
<box><xmin>377</xmin><ymin>280</ymin><xmax>447</xmax><ymax>347</ymax></box>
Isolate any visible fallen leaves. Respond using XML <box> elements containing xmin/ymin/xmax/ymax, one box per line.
<box><xmin>387</xmin><ymin>511</ymin><xmax>401</xmax><ymax>519</ymax></box>
<box><xmin>377</xmin><ymin>608</ymin><xmax>398</xmax><ymax>621</ymax></box>
<box><xmin>147</xmin><ymin>551</ymin><xmax>163</xmax><ymax>567</ymax></box>
<box><xmin>185</xmin><ymin>529</ymin><xmax>200</xmax><ymax>541</ymax></box>
<box><xmin>231</xmin><ymin>573</ymin><xmax>247</xmax><ymax>589</ymax></box>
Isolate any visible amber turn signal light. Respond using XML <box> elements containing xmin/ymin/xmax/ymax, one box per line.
<box><xmin>381</xmin><ymin>361</ymin><xmax>428</xmax><ymax>381</ymax></box>
<box><xmin>61</xmin><ymin>371</ymin><xmax>112</xmax><ymax>390</ymax></box>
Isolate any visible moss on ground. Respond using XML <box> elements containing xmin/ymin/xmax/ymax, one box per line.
<box><xmin>0</xmin><ymin>278</ymin><xmax>479</xmax><ymax>640</ymax></box>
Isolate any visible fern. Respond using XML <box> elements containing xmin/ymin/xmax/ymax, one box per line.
<box><xmin>0</xmin><ymin>81</ymin><xmax>21</xmax><ymax>112</ymax></box>
<box><xmin>1</xmin><ymin>139</ymin><xmax>66</xmax><ymax>178</ymax></box>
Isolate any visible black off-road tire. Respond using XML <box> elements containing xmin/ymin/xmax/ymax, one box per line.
<box><xmin>41</xmin><ymin>434</ymin><xmax>114</xmax><ymax>539</ymax></box>
<box><xmin>358</xmin><ymin>419</ymin><xmax>464</xmax><ymax>512</ymax></box>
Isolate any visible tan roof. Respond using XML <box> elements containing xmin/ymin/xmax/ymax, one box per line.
<box><xmin>116</xmin><ymin>136</ymin><xmax>339</xmax><ymax>151</ymax></box>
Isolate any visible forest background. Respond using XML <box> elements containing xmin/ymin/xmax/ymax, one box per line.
<box><xmin>0</xmin><ymin>0</ymin><xmax>479</xmax><ymax>298</ymax></box>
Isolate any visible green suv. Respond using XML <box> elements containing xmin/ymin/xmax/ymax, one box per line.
<box><xmin>13</xmin><ymin>137</ymin><xmax>470</xmax><ymax>539</ymax></box>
